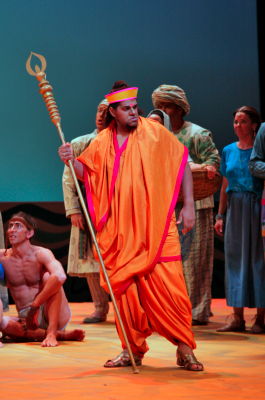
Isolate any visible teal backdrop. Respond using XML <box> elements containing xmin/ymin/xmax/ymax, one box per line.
<box><xmin>0</xmin><ymin>0</ymin><xmax>260</xmax><ymax>201</ymax></box>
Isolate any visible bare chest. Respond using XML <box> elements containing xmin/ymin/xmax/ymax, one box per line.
<box><xmin>3</xmin><ymin>255</ymin><xmax>43</xmax><ymax>287</ymax></box>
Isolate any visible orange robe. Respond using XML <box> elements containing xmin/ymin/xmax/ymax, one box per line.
<box><xmin>78</xmin><ymin>117</ymin><xmax>196</xmax><ymax>355</ymax></box>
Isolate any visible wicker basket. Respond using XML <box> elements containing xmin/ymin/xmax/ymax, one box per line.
<box><xmin>178</xmin><ymin>170</ymin><xmax>222</xmax><ymax>202</ymax></box>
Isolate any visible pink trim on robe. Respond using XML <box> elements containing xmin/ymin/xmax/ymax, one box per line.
<box><xmin>83</xmin><ymin>130</ymin><xmax>129</xmax><ymax>232</ymax></box>
<box><xmin>159</xmin><ymin>255</ymin><xmax>182</xmax><ymax>262</ymax></box>
<box><xmin>151</xmin><ymin>146</ymin><xmax>188</xmax><ymax>266</ymax></box>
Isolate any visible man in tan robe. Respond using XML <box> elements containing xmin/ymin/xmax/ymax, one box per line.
<box><xmin>63</xmin><ymin>99</ymin><xmax>109</xmax><ymax>323</ymax></box>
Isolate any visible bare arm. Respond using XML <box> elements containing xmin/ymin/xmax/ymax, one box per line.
<box><xmin>178</xmin><ymin>164</ymin><xmax>195</xmax><ymax>234</ymax></box>
<box><xmin>31</xmin><ymin>248</ymin><xmax>66</xmax><ymax>308</ymax></box>
<box><xmin>0</xmin><ymin>249</ymin><xmax>5</xmax><ymax>262</ymax></box>
<box><xmin>214</xmin><ymin>177</ymin><xmax>228</xmax><ymax>236</ymax></box>
<box><xmin>58</xmin><ymin>143</ymin><xmax>84</xmax><ymax>181</ymax></box>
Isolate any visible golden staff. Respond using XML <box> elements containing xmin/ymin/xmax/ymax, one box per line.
<box><xmin>26</xmin><ymin>52</ymin><xmax>139</xmax><ymax>374</ymax></box>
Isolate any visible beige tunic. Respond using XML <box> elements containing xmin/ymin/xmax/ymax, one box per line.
<box><xmin>63</xmin><ymin>131</ymin><xmax>99</xmax><ymax>276</ymax></box>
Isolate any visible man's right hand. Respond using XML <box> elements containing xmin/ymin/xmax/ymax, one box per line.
<box><xmin>71</xmin><ymin>213</ymin><xmax>85</xmax><ymax>230</ymax></box>
<box><xmin>58</xmin><ymin>143</ymin><xmax>74</xmax><ymax>165</ymax></box>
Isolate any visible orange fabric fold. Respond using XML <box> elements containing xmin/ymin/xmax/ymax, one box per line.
<box><xmin>77</xmin><ymin>117</ymin><xmax>187</xmax><ymax>295</ymax></box>
<box><xmin>115</xmin><ymin>258</ymin><xmax>196</xmax><ymax>355</ymax></box>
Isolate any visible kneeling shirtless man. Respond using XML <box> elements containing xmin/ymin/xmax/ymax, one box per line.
<box><xmin>0</xmin><ymin>212</ymin><xmax>85</xmax><ymax>347</ymax></box>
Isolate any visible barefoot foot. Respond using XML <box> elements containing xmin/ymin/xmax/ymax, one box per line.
<box><xmin>57</xmin><ymin>329</ymin><xmax>85</xmax><ymax>342</ymax></box>
<box><xmin>41</xmin><ymin>332</ymin><xmax>58</xmax><ymax>347</ymax></box>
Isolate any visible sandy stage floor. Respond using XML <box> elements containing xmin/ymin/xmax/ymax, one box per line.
<box><xmin>1</xmin><ymin>299</ymin><xmax>265</xmax><ymax>400</ymax></box>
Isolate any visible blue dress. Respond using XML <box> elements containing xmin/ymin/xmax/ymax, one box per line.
<box><xmin>221</xmin><ymin>142</ymin><xmax>265</xmax><ymax>307</ymax></box>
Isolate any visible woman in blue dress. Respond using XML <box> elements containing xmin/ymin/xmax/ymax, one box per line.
<box><xmin>215</xmin><ymin>106</ymin><xmax>265</xmax><ymax>333</ymax></box>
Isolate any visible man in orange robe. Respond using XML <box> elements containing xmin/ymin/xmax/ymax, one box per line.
<box><xmin>58</xmin><ymin>81</ymin><xmax>203</xmax><ymax>371</ymax></box>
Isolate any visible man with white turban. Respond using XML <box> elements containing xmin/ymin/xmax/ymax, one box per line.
<box><xmin>152</xmin><ymin>84</ymin><xmax>220</xmax><ymax>325</ymax></box>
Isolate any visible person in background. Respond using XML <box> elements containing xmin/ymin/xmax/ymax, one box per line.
<box><xmin>0</xmin><ymin>212</ymin><xmax>85</xmax><ymax>346</ymax></box>
<box><xmin>215</xmin><ymin>106</ymin><xmax>265</xmax><ymax>333</ymax></box>
<box><xmin>152</xmin><ymin>84</ymin><xmax>220</xmax><ymax>325</ymax></box>
<box><xmin>249</xmin><ymin>122</ymin><xmax>265</xmax><ymax>258</ymax></box>
<box><xmin>63</xmin><ymin>100</ymin><xmax>110</xmax><ymax>324</ymax></box>
<box><xmin>147</xmin><ymin>109</ymin><xmax>171</xmax><ymax>130</ymax></box>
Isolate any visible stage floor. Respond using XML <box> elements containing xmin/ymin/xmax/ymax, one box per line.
<box><xmin>1</xmin><ymin>299</ymin><xmax>265</xmax><ymax>400</ymax></box>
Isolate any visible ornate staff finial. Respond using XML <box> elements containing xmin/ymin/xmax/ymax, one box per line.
<box><xmin>26</xmin><ymin>52</ymin><xmax>47</xmax><ymax>76</ymax></box>
<box><xmin>26</xmin><ymin>52</ymin><xmax>61</xmax><ymax>128</ymax></box>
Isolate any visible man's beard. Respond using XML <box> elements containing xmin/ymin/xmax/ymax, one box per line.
<box><xmin>126</xmin><ymin>121</ymin><xmax>138</xmax><ymax>131</ymax></box>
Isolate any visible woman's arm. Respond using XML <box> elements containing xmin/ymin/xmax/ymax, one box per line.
<box><xmin>214</xmin><ymin>177</ymin><xmax>228</xmax><ymax>236</ymax></box>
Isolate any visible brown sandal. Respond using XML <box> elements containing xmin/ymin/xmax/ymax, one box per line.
<box><xmin>177</xmin><ymin>349</ymin><xmax>204</xmax><ymax>371</ymax></box>
<box><xmin>104</xmin><ymin>349</ymin><xmax>142</xmax><ymax>368</ymax></box>
<box><xmin>216</xmin><ymin>314</ymin><xmax>245</xmax><ymax>332</ymax></box>
<box><xmin>250</xmin><ymin>315</ymin><xmax>265</xmax><ymax>334</ymax></box>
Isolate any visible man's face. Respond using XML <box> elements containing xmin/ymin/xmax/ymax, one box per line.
<box><xmin>7</xmin><ymin>219</ymin><xmax>33</xmax><ymax>245</ymax></box>
<box><xmin>110</xmin><ymin>99</ymin><xmax>139</xmax><ymax>130</ymax></box>
<box><xmin>95</xmin><ymin>104</ymin><xmax>108</xmax><ymax>132</ymax></box>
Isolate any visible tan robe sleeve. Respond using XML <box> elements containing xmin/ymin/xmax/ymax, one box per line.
<box><xmin>62</xmin><ymin>131</ymin><xmax>100</xmax><ymax>275</ymax></box>
<box><xmin>62</xmin><ymin>132</ymin><xmax>97</xmax><ymax>217</ymax></box>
